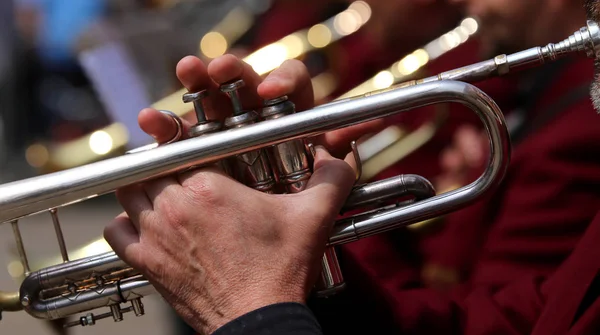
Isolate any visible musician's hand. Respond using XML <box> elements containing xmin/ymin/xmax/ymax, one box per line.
<box><xmin>139</xmin><ymin>54</ymin><xmax>386</xmax><ymax>157</ymax></box>
<box><xmin>104</xmin><ymin>146</ymin><xmax>356</xmax><ymax>334</ymax></box>
<box><xmin>107</xmin><ymin>54</ymin><xmax>359</xmax><ymax>334</ymax></box>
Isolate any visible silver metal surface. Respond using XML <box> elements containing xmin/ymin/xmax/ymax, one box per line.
<box><xmin>221</xmin><ymin>80</ymin><xmax>246</xmax><ymax>116</ymax></box>
<box><xmin>183</xmin><ymin>89</ymin><xmax>224</xmax><ymax>139</ymax></box>
<box><xmin>0</xmin><ymin>80</ymin><xmax>506</xmax><ymax>224</ymax></box>
<box><xmin>4</xmin><ymin>19</ymin><xmax>600</xmax><ymax>325</ymax></box>
<box><xmin>49</xmin><ymin>209</ymin><xmax>69</xmax><ymax>262</ymax></box>
<box><xmin>182</xmin><ymin>90</ymin><xmax>209</xmax><ymax>124</ymax></box>
<box><xmin>225</xmin><ymin>110</ymin><xmax>276</xmax><ymax>193</ymax></box>
<box><xmin>10</xmin><ymin>220</ymin><xmax>30</xmax><ymax>274</ymax></box>
<box><xmin>261</xmin><ymin>98</ymin><xmax>311</xmax><ymax>193</ymax></box>
<box><xmin>341</xmin><ymin>174</ymin><xmax>435</xmax><ymax>213</ymax></box>
<box><xmin>131</xmin><ymin>299</ymin><xmax>144</xmax><ymax>317</ymax></box>
<box><xmin>19</xmin><ymin>250</ymin><xmax>148</xmax><ymax>320</ymax></box>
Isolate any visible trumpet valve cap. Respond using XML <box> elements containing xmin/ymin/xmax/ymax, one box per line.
<box><xmin>220</xmin><ymin>79</ymin><xmax>245</xmax><ymax>93</ymax></box>
<box><xmin>264</xmin><ymin>96</ymin><xmax>288</xmax><ymax>106</ymax></box>
<box><xmin>221</xmin><ymin>79</ymin><xmax>246</xmax><ymax>115</ymax></box>
<box><xmin>182</xmin><ymin>90</ymin><xmax>208</xmax><ymax>103</ymax></box>
<box><xmin>261</xmin><ymin>96</ymin><xmax>295</xmax><ymax>119</ymax></box>
<box><xmin>183</xmin><ymin>90</ymin><xmax>209</xmax><ymax>123</ymax></box>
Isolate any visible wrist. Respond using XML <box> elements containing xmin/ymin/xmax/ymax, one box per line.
<box><xmin>196</xmin><ymin>290</ymin><xmax>306</xmax><ymax>334</ymax></box>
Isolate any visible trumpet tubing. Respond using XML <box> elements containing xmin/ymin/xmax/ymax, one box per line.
<box><xmin>1</xmin><ymin>20</ymin><xmax>599</xmax><ymax>329</ymax></box>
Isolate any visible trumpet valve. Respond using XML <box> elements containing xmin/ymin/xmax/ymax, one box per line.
<box><xmin>222</xmin><ymin>79</ymin><xmax>276</xmax><ymax>193</ymax></box>
<box><xmin>261</xmin><ymin>96</ymin><xmax>312</xmax><ymax>192</ymax></box>
<box><xmin>182</xmin><ymin>90</ymin><xmax>223</xmax><ymax>138</ymax></box>
<box><xmin>262</xmin><ymin>96</ymin><xmax>346</xmax><ymax>297</ymax></box>
<box><xmin>220</xmin><ymin>79</ymin><xmax>246</xmax><ymax>116</ymax></box>
<box><xmin>183</xmin><ymin>90</ymin><xmax>209</xmax><ymax>124</ymax></box>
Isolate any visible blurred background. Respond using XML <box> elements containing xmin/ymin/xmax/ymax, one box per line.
<box><xmin>0</xmin><ymin>0</ymin><xmax>481</xmax><ymax>334</ymax></box>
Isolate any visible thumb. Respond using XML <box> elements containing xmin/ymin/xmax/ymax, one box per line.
<box><xmin>303</xmin><ymin>145</ymin><xmax>357</xmax><ymax>223</ymax></box>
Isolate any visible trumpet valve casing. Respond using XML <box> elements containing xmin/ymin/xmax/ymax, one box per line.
<box><xmin>262</xmin><ymin>97</ymin><xmax>312</xmax><ymax>192</ymax></box>
<box><xmin>262</xmin><ymin>96</ymin><xmax>346</xmax><ymax>297</ymax></box>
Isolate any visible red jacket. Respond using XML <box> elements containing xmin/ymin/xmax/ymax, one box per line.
<box><xmin>311</xmin><ymin>54</ymin><xmax>600</xmax><ymax>334</ymax></box>
<box><xmin>313</xmin><ymin>212</ymin><xmax>600</xmax><ymax>335</ymax></box>
<box><xmin>381</xmin><ymin>210</ymin><xmax>600</xmax><ymax>335</ymax></box>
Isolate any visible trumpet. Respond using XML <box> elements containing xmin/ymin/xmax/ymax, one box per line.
<box><xmin>1</xmin><ymin>20</ymin><xmax>599</xmax><ymax>330</ymax></box>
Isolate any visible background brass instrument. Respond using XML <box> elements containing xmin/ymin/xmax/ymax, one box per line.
<box><xmin>26</xmin><ymin>1</ymin><xmax>373</xmax><ymax>174</ymax></box>
<box><xmin>0</xmin><ymin>19</ymin><xmax>599</xmax><ymax>331</ymax></box>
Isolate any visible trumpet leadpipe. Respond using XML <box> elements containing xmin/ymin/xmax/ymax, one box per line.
<box><xmin>421</xmin><ymin>21</ymin><xmax>600</xmax><ymax>84</ymax></box>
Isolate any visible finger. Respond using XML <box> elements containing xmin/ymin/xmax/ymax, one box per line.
<box><xmin>141</xmin><ymin>176</ymin><xmax>181</xmax><ymax>213</ymax></box>
<box><xmin>176</xmin><ymin>56</ymin><xmax>225</xmax><ymax>121</ymax></box>
<box><xmin>303</xmin><ymin>146</ymin><xmax>356</xmax><ymax>222</ymax></box>
<box><xmin>315</xmin><ymin>119</ymin><xmax>387</xmax><ymax>158</ymax></box>
<box><xmin>207</xmin><ymin>55</ymin><xmax>265</xmax><ymax>117</ymax></box>
<box><xmin>138</xmin><ymin>108</ymin><xmax>194</xmax><ymax>143</ymax></box>
<box><xmin>103</xmin><ymin>214</ymin><xmax>143</xmax><ymax>269</ymax></box>
<box><xmin>176</xmin><ymin>55</ymin><xmax>212</xmax><ymax>93</ymax></box>
<box><xmin>115</xmin><ymin>184</ymin><xmax>153</xmax><ymax>231</ymax></box>
<box><xmin>257</xmin><ymin>59</ymin><xmax>314</xmax><ymax>112</ymax></box>
<box><xmin>176</xmin><ymin>165</ymin><xmax>231</xmax><ymax>189</ymax></box>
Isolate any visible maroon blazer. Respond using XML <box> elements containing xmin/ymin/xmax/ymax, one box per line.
<box><xmin>314</xmin><ymin>212</ymin><xmax>600</xmax><ymax>335</ymax></box>
<box><xmin>312</xmin><ymin>56</ymin><xmax>600</xmax><ymax>334</ymax></box>
<box><xmin>378</xmin><ymin>211</ymin><xmax>600</xmax><ymax>335</ymax></box>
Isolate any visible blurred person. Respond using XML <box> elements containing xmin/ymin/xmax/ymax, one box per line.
<box><xmin>105</xmin><ymin>14</ymin><xmax>600</xmax><ymax>331</ymax></box>
<box><xmin>11</xmin><ymin>0</ymin><xmax>111</xmax><ymax>144</ymax></box>
<box><xmin>244</xmin><ymin>0</ymin><xmax>463</xmax><ymax>97</ymax></box>
<box><xmin>321</xmin><ymin>1</ymin><xmax>600</xmax><ymax>333</ymax></box>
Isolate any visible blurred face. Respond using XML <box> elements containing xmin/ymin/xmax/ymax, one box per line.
<box><xmin>585</xmin><ymin>0</ymin><xmax>600</xmax><ymax>112</ymax></box>
<box><xmin>449</xmin><ymin>0</ymin><xmax>543</xmax><ymax>55</ymax></box>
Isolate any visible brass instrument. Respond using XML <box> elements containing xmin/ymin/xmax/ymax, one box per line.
<box><xmin>27</xmin><ymin>1</ymin><xmax>373</xmax><ymax>173</ymax></box>
<box><xmin>0</xmin><ymin>20</ymin><xmax>598</xmax><ymax>330</ymax></box>
<box><xmin>12</xmin><ymin>15</ymin><xmax>474</xmax><ymax>276</ymax></box>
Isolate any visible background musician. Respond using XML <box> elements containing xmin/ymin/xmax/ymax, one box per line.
<box><xmin>330</xmin><ymin>0</ymin><xmax>600</xmax><ymax>321</ymax></box>
<box><xmin>294</xmin><ymin>0</ymin><xmax>600</xmax><ymax>332</ymax></box>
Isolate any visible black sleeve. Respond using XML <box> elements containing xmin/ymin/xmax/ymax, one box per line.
<box><xmin>212</xmin><ymin>302</ymin><xmax>323</xmax><ymax>335</ymax></box>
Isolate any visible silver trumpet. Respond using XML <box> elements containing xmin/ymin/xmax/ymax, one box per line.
<box><xmin>1</xmin><ymin>20</ymin><xmax>599</xmax><ymax>329</ymax></box>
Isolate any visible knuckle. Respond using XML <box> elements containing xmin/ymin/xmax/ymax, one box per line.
<box><xmin>159</xmin><ymin>201</ymin><xmax>188</xmax><ymax>229</ymax></box>
<box><xmin>154</xmin><ymin>185</ymin><xmax>182</xmax><ymax>212</ymax></box>
<box><xmin>182</xmin><ymin>172</ymin><xmax>225</xmax><ymax>208</ymax></box>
